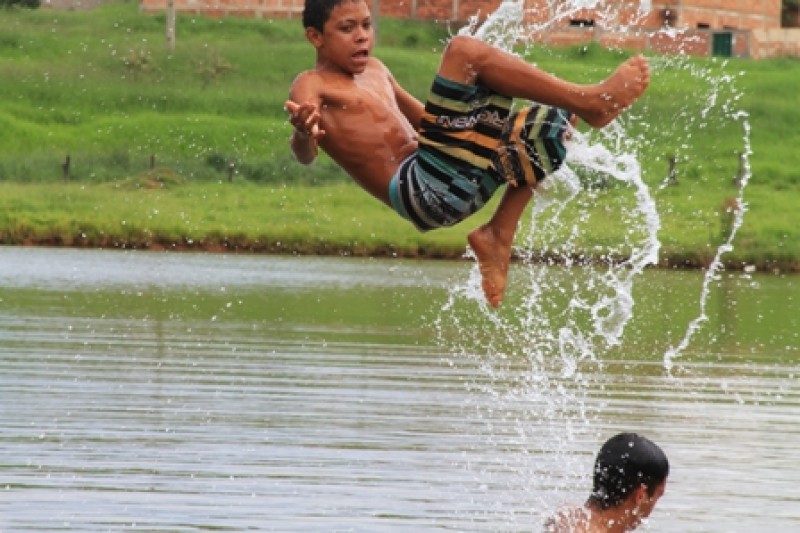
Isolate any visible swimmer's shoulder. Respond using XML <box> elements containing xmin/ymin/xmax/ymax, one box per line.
<box><xmin>543</xmin><ymin>504</ymin><xmax>590</xmax><ymax>533</ymax></box>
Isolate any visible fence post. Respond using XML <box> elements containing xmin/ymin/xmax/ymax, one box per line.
<box><xmin>667</xmin><ymin>154</ymin><xmax>678</xmax><ymax>185</ymax></box>
<box><xmin>62</xmin><ymin>155</ymin><xmax>71</xmax><ymax>181</ymax></box>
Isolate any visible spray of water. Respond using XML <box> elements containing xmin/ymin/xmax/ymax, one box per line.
<box><xmin>435</xmin><ymin>0</ymin><xmax>751</xmax><ymax>527</ymax></box>
<box><xmin>664</xmin><ymin>117</ymin><xmax>752</xmax><ymax>370</ymax></box>
<box><xmin>436</xmin><ymin>1</ymin><xmax>660</xmax><ymax>525</ymax></box>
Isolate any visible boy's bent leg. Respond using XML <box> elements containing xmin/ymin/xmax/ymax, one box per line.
<box><xmin>468</xmin><ymin>184</ymin><xmax>533</xmax><ymax>308</ymax></box>
<box><xmin>436</xmin><ymin>35</ymin><xmax>649</xmax><ymax>128</ymax></box>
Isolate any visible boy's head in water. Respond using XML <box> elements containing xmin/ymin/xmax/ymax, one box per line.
<box><xmin>588</xmin><ymin>432</ymin><xmax>669</xmax><ymax>530</ymax></box>
<box><xmin>589</xmin><ymin>432</ymin><xmax>669</xmax><ymax>509</ymax></box>
<box><xmin>545</xmin><ymin>432</ymin><xmax>668</xmax><ymax>532</ymax></box>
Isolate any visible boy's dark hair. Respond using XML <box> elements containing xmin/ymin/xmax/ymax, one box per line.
<box><xmin>303</xmin><ymin>0</ymin><xmax>355</xmax><ymax>32</ymax></box>
<box><xmin>587</xmin><ymin>432</ymin><xmax>669</xmax><ymax>510</ymax></box>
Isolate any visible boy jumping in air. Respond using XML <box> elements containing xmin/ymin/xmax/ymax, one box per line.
<box><xmin>286</xmin><ymin>0</ymin><xmax>650</xmax><ymax>307</ymax></box>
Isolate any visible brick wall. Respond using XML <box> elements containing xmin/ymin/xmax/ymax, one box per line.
<box><xmin>140</xmin><ymin>0</ymin><xmax>304</xmax><ymax>18</ymax></box>
<box><xmin>669</xmin><ymin>0</ymin><xmax>782</xmax><ymax>30</ymax></box>
<box><xmin>137</xmin><ymin>0</ymin><xmax>800</xmax><ymax>57</ymax></box>
<box><xmin>379</xmin><ymin>1</ymin><xmax>499</xmax><ymax>21</ymax></box>
<box><xmin>140</xmin><ymin>0</ymin><xmax>781</xmax><ymax>28</ymax></box>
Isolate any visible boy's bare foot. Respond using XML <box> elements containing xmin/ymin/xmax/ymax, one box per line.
<box><xmin>578</xmin><ymin>55</ymin><xmax>650</xmax><ymax>128</ymax></box>
<box><xmin>467</xmin><ymin>226</ymin><xmax>514</xmax><ymax>308</ymax></box>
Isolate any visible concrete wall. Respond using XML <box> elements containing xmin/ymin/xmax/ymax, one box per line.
<box><xmin>664</xmin><ymin>0</ymin><xmax>782</xmax><ymax>30</ymax></box>
<box><xmin>752</xmin><ymin>27</ymin><xmax>800</xmax><ymax>58</ymax></box>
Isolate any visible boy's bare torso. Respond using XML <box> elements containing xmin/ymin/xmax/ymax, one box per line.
<box><xmin>292</xmin><ymin>58</ymin><xmax>418</xmax><ymax>204</ymax></box>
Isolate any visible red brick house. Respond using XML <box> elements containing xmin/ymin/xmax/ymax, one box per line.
<box><xmin>138</xmin><ymin>0</ymin><xmax>800</xmax><ymax>57</ymax></box>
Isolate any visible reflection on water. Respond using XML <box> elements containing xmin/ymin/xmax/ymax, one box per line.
<box><xmin>1</xmin><ymin>247</ymin><xmax>799</xmax><ymax>531</ymax></box>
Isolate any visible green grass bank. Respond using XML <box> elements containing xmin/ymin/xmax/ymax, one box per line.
<box><xmin>1</xmin><ymin>3</ymin><xmax>798</xmax><ymax>271</ymax></box>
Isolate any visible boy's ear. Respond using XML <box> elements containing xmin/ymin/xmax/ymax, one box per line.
<box><xmin>305</xmin><ymin>27</ymin><xmax>324</xmax><ymax>48</ymax></box>
<box><xmin>632</xmin><ymin>484</ymin><xmax>649</xmax><ymax>506</ymax></box>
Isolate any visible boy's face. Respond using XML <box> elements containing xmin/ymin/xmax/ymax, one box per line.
<box><xmin>307</xmin><ymin>0</ymin><xmax>373</xmax><ymax>74</ymax></box>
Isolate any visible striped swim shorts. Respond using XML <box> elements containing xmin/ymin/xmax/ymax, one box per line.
<box><xmin>388</xmin><ymin>75</ymin><xmax>569</xmax><ymax>232</ymax></box>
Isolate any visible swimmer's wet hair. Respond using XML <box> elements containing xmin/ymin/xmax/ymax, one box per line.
<box><xmin>588</xmin><ymin>432</ymin><xmax>669</xmax><ymax>510</ymax></box>
<box><xmin>303</xmin><ymin>0</ymin><xmax>364</xmax><ymax>32</ymax></box>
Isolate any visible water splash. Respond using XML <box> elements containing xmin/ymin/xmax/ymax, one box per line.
<box><xmin>438</xmin><ymin>0</ymin><xmax>752</xmax><ymax>527</ymax></box>
<box><xmin>445</xmin><ymin>0</ymin><xmax>661</xmax><ymax>372</ymax></box>
<box><xmin>664</xmin><ymin>116</ymin><xmax>752</xmax><ymax>370</ymax></box>
<box><xmin>458</xmin><ymin>0</ymin><xmax>525</xmax><ymax>50</ymax></box>
<box><xmin>439</xmin><ymin>3</ymin><xmax>664</xmax><ymax>527</ymax></box>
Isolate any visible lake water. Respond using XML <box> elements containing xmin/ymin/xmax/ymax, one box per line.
<box><xmin>1</xmin><ymin>247</ymin><xmax>798</xmax><ymax>532</ymax></box>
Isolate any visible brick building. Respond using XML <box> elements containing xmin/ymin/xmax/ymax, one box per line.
<box><xmin>518</xmin><ymin>0</ymin><xmax>796</xmax><ymax>58</ymax></box>
<box><xmin>138</xmin><ymin>0</ymin><xmax>800</xmax><ymax>57</ymax></box>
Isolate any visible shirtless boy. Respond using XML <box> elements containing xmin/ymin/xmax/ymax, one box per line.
<box><xmin>543</xmin><ymin>432</ymin><xmax>669</xmax><ymax>533</ymax></box>
<box><xmin>286</xmin><ymin>0</ymin><xmax>650</xmax><ymax>307</ymax></box>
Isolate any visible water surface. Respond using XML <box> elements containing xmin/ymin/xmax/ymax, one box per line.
<box><xmin>1</xmin><ymin>247</ymin><xmax>798</xmax><ymax>532</ymax></box>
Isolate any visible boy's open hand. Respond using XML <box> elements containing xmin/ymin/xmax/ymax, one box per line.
<box><xmin>285</xmin><ymin>100</ymin><xmax>326</xmax><ymax>140</ymax></box>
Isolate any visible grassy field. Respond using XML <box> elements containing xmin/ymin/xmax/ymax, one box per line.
<box><xmin>0</xmin><ymin>2</ymin><xmax>798</xmax><ymax>270</ymax></box>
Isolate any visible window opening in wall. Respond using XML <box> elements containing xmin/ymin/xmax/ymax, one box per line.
<box><xmin>661</xmin><ymin>8</ymin><xmax>676</xmax><ymax>26</ymax></box>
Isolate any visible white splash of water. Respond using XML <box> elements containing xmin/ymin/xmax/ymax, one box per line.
<box><xmin>558</xmin><ymin>129</ymin><xmax>661</xmax><ymax>345</ymax></box>
<box><xmin>458</xmin><ymin>0</ymin><xmax>525</xmax><ymax>51</ymax></box>
<box><xmin>438</xmin><ymin>0</ymin><xmax>752</xmax><ymax>528</ymax></box>
<box><xmin>438</xmin><ymin>4</ymin><xmax>664</xmax><ymax>528</ymax></box>
<box><xmin>664</xmin><ymin>116</ymin><xmax>752</xmax><ymax>370</ymax></box>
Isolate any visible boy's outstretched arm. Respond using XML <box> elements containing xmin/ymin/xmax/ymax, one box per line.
<box><xmin>285</xmin><ymin>100</ymin><xmax>324</xmax><ymax>165</ymax></box>
<box><xmin>286</xmin><ymin>73</ymin><xmax>325</xmax><ymax>165</ymax></box>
